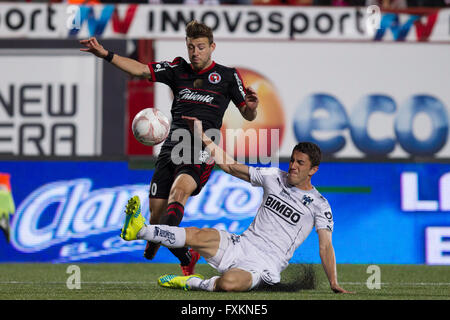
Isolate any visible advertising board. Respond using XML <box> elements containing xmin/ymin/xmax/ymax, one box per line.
<box><xmin>154</xmin><ymin>40</ymin><xmax>450</xmax><ymax>159</ymax></box>
<box><xmin>1</xmin><ymin>161</ymin><xmax>448</xmax><ymax>264</ymax></box>
<box><xmin>0</xmin><ymin>50</ymin><xmax>102</xmax><ymax>156</ymax></box>
<box><xmin>0</xmin><ymin>4</ymin><xmax>448</xmax><ymax>42</ymax></box>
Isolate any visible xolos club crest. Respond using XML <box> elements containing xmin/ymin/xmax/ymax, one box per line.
<box><xmin>208</xmin><ymin>72</ymin><xmax>221</xmax><ymax>84</ymax></box>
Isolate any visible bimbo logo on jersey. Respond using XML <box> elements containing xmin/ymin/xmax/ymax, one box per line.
<box><xmin>264</xmin><ymin>194</ymin><xmax>302</xmax><ymax>225</ymax></box>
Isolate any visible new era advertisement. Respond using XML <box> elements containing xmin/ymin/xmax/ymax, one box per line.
<box><xmin>0</xmin><ymin>161</ymin><xmax>449</xmax><ymax>265</ymax></box>
<box><xmin>0</xmin><ymin>50</ymin><xmax>102</xmax><ymax>157</ymax></box>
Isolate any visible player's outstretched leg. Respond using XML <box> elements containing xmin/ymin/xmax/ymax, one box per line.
<box><xmin>158</xmin><ymin>268</ymin><xmax>253</xmax><ymax>292</ymax></box>
<box><xmin>121</xmin><ymin>198</ymin><xmax>188</xmax><ymax>249</ymax></box>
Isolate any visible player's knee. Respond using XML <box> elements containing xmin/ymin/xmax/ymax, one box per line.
<box><xmin>216</xmin><ymin>274</ymin><xmax>246</xmax><ymax>292</ymax></box>
<box><xmin>185</xmin><ymin>227</ymin><xmax>202</xmax><ymax>246</ymax></box>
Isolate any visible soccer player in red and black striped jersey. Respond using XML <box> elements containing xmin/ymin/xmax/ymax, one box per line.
<box><xmin>80</xmin><ymin>20</ymin><xmax>259</xmax><ymax>275</ymax></box>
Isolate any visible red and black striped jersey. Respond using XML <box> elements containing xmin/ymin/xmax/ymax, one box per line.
<box><xmin>148</xmin><ymin>57</ymin><xmax>247</xmax><ymax>150</ymax></box>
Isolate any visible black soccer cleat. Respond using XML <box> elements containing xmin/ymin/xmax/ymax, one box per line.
<box><xmin>144</xmin><ymin>241</ymin><xmax>161</xmax><ymax>260</ymax></box>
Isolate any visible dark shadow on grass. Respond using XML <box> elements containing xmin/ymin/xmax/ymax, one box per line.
<box><xmin>254</xmin><ymin>264</ymin><xmax>317</xmax><ymax>292</ymax></box>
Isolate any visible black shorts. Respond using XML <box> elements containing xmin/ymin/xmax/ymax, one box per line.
<box><xmin>149</xmin><ymin>150</ymin><xmax>215</xmax><ymax>199</ymax></box>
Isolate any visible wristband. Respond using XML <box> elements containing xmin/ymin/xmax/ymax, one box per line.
<box><xmin>104</xmin><ymin>51</ymin><xmax>114</xmax><ymax>62</ymax></box>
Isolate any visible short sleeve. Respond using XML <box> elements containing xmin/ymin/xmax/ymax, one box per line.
<box><xmin>249</xmin><ymin>166</ymin><xmax>280</xmax><ymax>187</ymax></box>
<box><xmin>314</xmin><ymin>203</ymin><xmax>334</xmax><ymax>233</ymax></box>
<box><xmin>147</xmin><ymin>57</ymin><xmax>182</xmax><ymax>86</ymax></box>
<box><xmin>228</xmin><ymin>68</ymin><xmax>247</xmax><ymax>109</ymax></box>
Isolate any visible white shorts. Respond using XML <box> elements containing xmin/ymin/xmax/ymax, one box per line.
<box><xmin>205</xmin><ymin>230</ymin><xmax>280</xmax><ymax>290</ymax></box>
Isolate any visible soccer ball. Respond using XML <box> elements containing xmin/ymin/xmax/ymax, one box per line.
<box><xmin>132</xmin><ymin>108</ymin><xmax>170</xmax><ymax>146</ymax></box>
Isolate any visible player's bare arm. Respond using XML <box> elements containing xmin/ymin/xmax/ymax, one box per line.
<box><xmin>239</xmin><ymin>86</ymin><xmax>258</xmax><ymax>121</ymax></box>
<box><xmin>318</xmin><ymin>229</ymin><xmax>353</xmax><ymax>294</ymax></box>
<box><xmin>182</xmin><ymin>116</ymin><xmax>250</xmax><ymax>182</ymax></box>
<box><xmin>80</xmin><ymin>37</ymin><xmax>151</xmax><ymax>78</ymax></box>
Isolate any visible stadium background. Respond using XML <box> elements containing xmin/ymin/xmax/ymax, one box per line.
<box><xmin>0</xmin><ymin>3</ymin><xmax>449</xmax><ymax>270</ymax></box>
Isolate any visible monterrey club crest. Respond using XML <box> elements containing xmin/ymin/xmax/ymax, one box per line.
<box><xmin>208</xmin><ymin>72</ymin><xmax>221</xmax><ymax>84</ymax></box>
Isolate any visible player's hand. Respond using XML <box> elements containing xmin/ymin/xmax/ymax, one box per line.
<box><xmin>245</xmin><ymin>86</ymin><xmax>258</xmax><ymax>110</ymax></box>
<box><xmin>331</xmin><ymin>283</ymin><xmax>354</xmax><ymax>294</ymax></box>
<box><xmin>79</xmin><ymin>37</ymin><xmax>108</xmax><ymax>58</ymax></box>
<box><xmin>182</xmin><ymin>116</ymin><xmax>204</xmax><ymax>138</ymax></box>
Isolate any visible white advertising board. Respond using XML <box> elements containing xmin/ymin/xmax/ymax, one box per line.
<box><xmin>154</xmin><ymin>40</ymin><xmax>450</xmax><ymax>159</ymax></box>
<box><xmin>0</xmin><ymin>4</ymin><xmax>448</xmax><ymax>42</ymax></box>
<box><xmin>0</xmin><ymin>50</ymin><xmax>102</xmax><ymax>156</ymax></box>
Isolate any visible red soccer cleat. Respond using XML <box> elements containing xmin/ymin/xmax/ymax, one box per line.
<box><xmin>180</xmin><ymin>248</ymin><xmax>200</xmax><ymax>276</ymax></box>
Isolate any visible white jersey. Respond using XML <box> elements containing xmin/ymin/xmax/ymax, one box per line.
<box><xmin>242</xmin><ymin>166</ymin><xmax>334</xmax><ymax>275</ymax></box>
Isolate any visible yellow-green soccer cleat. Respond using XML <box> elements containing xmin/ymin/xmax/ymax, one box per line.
<box><xmin>120</xmin><ymin>196</ymin><xmax>145</xmax><ymax>241</ymax></box>
<box><xmin>158</xmin><ymin>274</ymin><xmax>204</xmax><ymax>291</ymax></box>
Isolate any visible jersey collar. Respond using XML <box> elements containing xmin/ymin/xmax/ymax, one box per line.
<box><xmin>190</xmin><ymin>61</ymin><xmax>216</xmax><ymax>75</ymax></box>
<box><xmin>284</xmin><ymin>173</ymin><xmax>315</xmax><ymax>194</ymax></box>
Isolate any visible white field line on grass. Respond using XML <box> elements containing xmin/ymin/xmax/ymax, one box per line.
<box><xmin>338</xmin><ymin>282</ymin><xmax>450</xmax><ymax>286</ymax></box>
<box><xmin>0</xmin><ymin>281</ymin><xmax>450</xmax><ymax>287</ymax></box>
<box><xmin>0</xmin><ymin>281</ymin><xmax>158</xmax><ymax>285</ymax></box>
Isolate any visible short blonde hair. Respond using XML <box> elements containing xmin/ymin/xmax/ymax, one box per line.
<box><xmin>185</xmin><ymin>20</ymin><xmax>214</xmax><ymax>44</ymax></box>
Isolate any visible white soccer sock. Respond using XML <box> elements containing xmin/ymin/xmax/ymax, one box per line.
<box><xmin>187</xmin><ymin>276</ymin><xmax>220</xmax><ymax>292</ymax></box>
<box><xmin>137</xmin><ymin>224</ymin><xmax>186</xmax><ymax>248</ymax></box>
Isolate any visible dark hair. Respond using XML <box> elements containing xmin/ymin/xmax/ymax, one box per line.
<box><xmin>185</xmin><ymin>20</ymin><xmax>214</xmax><ymax>44</ymax></box>
<box><xmin>292</xmin><ymin>142</ymin><xmax>322</xmax><ymax>168</ymax></box>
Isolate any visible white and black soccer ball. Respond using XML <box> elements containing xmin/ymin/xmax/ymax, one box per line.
<box><xmin>132</xmin><ymin>108</ymin><xmax>170</xmax><ymax>146</ymax></box>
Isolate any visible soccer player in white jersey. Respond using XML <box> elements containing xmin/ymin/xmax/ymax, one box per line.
<box><xmin>120</xmin><ymin>116</ymin><xmax>351</xmax><ymax>293</ymax></box>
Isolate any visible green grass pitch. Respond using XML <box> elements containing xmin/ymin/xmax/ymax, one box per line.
<box><xmin>0</xmin><ymin>263</ymin><xmax>449</xmax><ymax>300</ymax></box>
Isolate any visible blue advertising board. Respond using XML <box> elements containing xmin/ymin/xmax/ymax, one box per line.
<box><xmin>0</xmin><ymin>160</ymin><xmax>449</xmax><ymax>265</ymax></box>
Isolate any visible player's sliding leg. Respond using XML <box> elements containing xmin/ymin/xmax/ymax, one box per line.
<box><xmin>121</xmin><ymin>206</ymin><xmax>254</xmax><ymax>293</ymax></box>
<box><xmin>153</xmin><ymin>226</ymin><xmax>224</xmax><ymax>292</ymax></box>
<box><xmin>137</xmin><ymin>224</ymin><xmax>220</xmax><ymax>258</ymax></box>
<box><xmin>121</xmin><ymin>195</ymin><xmax>219</xmax><ymax>271</ymax></box>
<box><xmin>158</xmin><ymin>273</ymin><xmax>219</xmax><ymax>291</ymax></box>
<box><xmin>143</xmin><ymin>225</ymin><xmax>253</xmax><ymax>292</ymax></box>
<box><xmin>158</xmin><ymin>268</ymin><xmax>252</xmax><ymax>292</ymax></box>
<box><xmin>214</xmin><ymin>268</ymin><xmax>253</xmax><ymax>292</ymax></box>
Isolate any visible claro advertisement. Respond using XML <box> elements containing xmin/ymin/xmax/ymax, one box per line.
<box><xmin>0</xmin><ymin>161</ymin><xmax>449</xmax><ymax>265</ymax></box>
